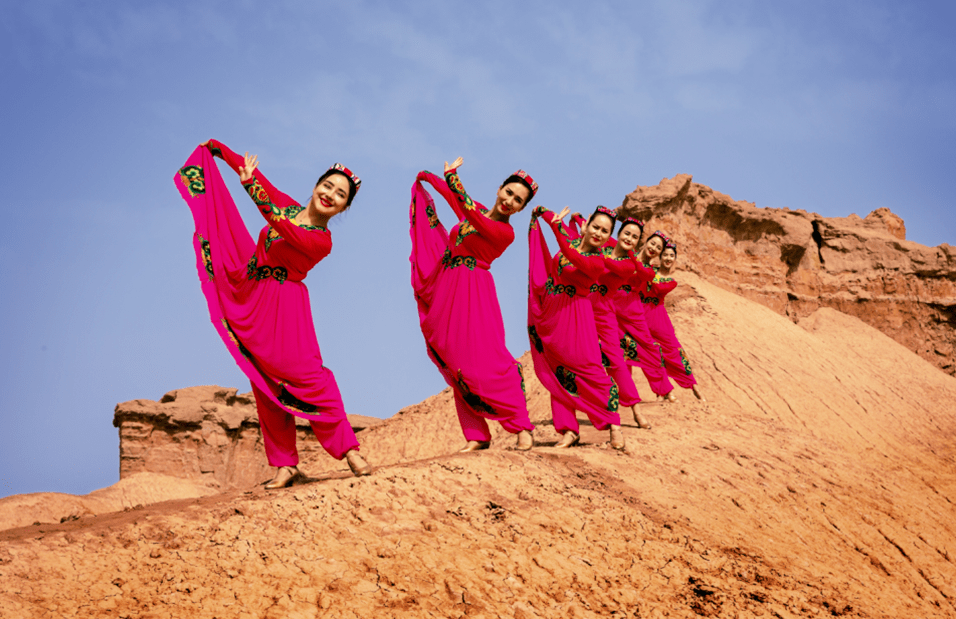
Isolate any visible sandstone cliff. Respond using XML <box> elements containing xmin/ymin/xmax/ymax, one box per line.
<box><xmin>3</xmin><ymin>274</ymin><xmax>955</xmax><ymax>618</ymax></box>
<box><xmin>619</xmin><ymin>174</ymin><xmax>956</xmax><ymax>375</ymax></box>
<box><xmin>112</xmin><ymin>386</ymin><xmax>382</xmax><ymax>490</ymax></box>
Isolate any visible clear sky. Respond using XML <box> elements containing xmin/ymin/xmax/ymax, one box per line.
<box><xmin>2</xmin><ymin>0</ymin><xmax>953</xmax><ymax>499</ymax></box>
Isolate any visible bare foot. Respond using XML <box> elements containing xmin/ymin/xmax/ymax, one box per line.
<box><xmin>692</xmin><ymin>385</ymin><xmax>706</xmax><ymax>402</ymax></box>
<box><xmin>663</xmin><ymin>391</ymin><xmax>678</xmax><ymax>403</ymax></box>
<box><xmin>516</xmin><ymin>430</ymin><xmax>533</xmax><ymax>451</ymax></box>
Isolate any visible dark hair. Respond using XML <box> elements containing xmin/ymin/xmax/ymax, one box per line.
<box><xmin>618</xmin><ymin>220</ymin><xmax>644</xmax><ymax>246</ymax></box>
<box><xmin>316</xmin><ymin>170</ymin><xmax>358</xmax><ymax>207</ymax></box>
<box><xmin>586</xmin><ymin>207</ymin><xmax>616</xmax><ymax>235</ymax></box>
<box><xmin>500</xmin><ymin>175</ymin><xmax>536</xmax><ymax>204</ymax></box>
<box><xmin>662</xmin><ymin>245</ymin><xmax>678</xmax><ymax>258</ymax></box>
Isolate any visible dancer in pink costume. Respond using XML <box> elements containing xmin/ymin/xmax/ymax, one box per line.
<box><xmin>611</xmin><ymin>217</ymin><xmax>675</xmax><ymax>406</ymax></box>
<box><xmin>566</xmin><ymin>210</ymin><xmax>654</xmax><ymax>430</ymax></box>
<box><xmin>174</xmin><ymin>140</ymin><xmax>371</xmax><ymax>489</ymax></box>
<box><xmin>640</xmin><ymin>233</ymin><xmax>706</xmax><ymax>402</ymax></box>
<box><xmin>410</xmin><ymin>157</ymin><xmax>536</xmax><ymax>452</ymax></box>
<box><xmin>528</xmin><ymin>206</ymin><xmax>624</xmax><ymax>450</ymax></box>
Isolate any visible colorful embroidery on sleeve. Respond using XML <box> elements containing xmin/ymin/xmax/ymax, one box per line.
<box><xmin>179</xmin><ymin>165</ymin><xmax>206</xmax><ymax>197</ymax></box>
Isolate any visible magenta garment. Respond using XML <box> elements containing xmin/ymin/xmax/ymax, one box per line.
<box><xmin>642</xmin><ymin>272</ymin><xmax>698</xmax><ymax>389</ymax></box>
<box><xmin>565</xmin><ymin>216</ymin><xmax>642</xmax><ymax>407</ymax></box>
<box><xmin>174</xmin><ymin>141</ymin><xmax>360</xmax><ymax>463</ymax></box>
<box><xmin>615</xmin><ymin>264</ymin><xmax>674</xmax><ymax>397</ymax></box>
<box><xmin>409</xmin><ymin>170</ymin><xmax>533</xmax><ymax>443</ymax></box>
<box><xmin>527</xmin><ymin>209</ymin><xmax>621</xmax><ymax>435</ymax></box>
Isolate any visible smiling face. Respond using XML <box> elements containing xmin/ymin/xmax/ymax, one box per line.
<box><xmin>617</xmin><ymin>223</ymin><xmax>643</xmax><ymax>251</ymax></box>
<box><xmin>310</xmin><ymin>173</ymin><xmax>351</xmax><ymax>220</ymax></box>
<box><xmin>661</xmin><ymin>247</ymin><xmax>677</xmax><ymax>269</ymax></box>
<box><xmin>583</xmin><ymin>213</ymin><xmax>614</xmax><ymax>251</ymax></box>
<box><xmin>644</xmin><ymin>235</ymin><xmax>664</xmax><ymax>259</ymax></box>
<box><xmin>493</xmin><ymin>181</ymin><xmax>531</xmax><ymax>217</ymax></box>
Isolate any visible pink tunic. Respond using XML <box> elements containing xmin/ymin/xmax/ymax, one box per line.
<box><xmin>615</xmin><ymin>263</ymin><xmax>674</xmax><ymax>396</ymax></box>
<box><xmin>528</xmin><ymin>209</ymin><xmax>621</xmax><ymax>435</ymax></box>
<box><xmin>410</xmin><ymin>170</ymin><xmax>533</xmax><ymax>442</ymax></box>
<box><xmin>174</xmin><ymin>142</ymin><xmax>360</xmax><ymax>463</ymax></box>
<box><xmin>642</xmin><ymin>271</ymin><xmax>698</xmax><ymax>389</ymax></box>
<box><xmin>566</xmin><ymin>216</ymin><xmax>642</xmax><ymax>407</ymax></box>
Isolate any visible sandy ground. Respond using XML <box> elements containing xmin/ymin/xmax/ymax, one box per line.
<box><xmin>1</xmin><ymin>273</ymin><xmax>954</xmax><ymax>618</ymax></box>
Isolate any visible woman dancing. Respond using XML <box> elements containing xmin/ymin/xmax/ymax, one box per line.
<box><xmin>611</xmin><ymin>217</ymin><xmax>675</xmax><ymax>408</ymax></box>
<box><xmin>175</xmin><ymin>140</ymin><xmax>371</xmax><ymax>489</ymax></box>
<box><xmin>567</xmin><ymin>210</ymin><xmax>655</xmax><ymax>430</ymax></box>
<box><xmin>528</xmin><ymin>206</ymin><xmax>624</xmax><ymax>450</ymax></box>
<box><xmin>641</xmin><ymin>234</ymin><xmax>705</xmax><ymax>402</ymax></box>
<box><xmin>410</xmin><ymin>157</ymin><xmax>536</xmax><ymax>452</ymax></box>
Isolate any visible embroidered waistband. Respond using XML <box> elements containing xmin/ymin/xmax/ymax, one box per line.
<box><xmin>246</xmin><ymin>255</ymin><xmax>301</xmax><ymax>283</ymax></box>
<box><xmin>441</xmin><ymin>250</ymin><xmax>489</xmax><ymax>271</ymax></box>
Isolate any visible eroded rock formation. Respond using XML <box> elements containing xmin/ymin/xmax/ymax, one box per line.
<box><xmin>112</xmin><ymin>386</ymin><xmax>382</xmax><ymax>490</ymax></box>
<box><xmin>619</xmin><ymin>174</ymin><xmax>956</xmax><ymax>374</ymax></box>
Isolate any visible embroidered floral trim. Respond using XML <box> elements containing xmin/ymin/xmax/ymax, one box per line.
<box><xmin>620</xmin><ymin>334</ymin><xmax>638</xmax><ymax>362</ymax></box>
<box><xmin>179</xmin><ymin>165</ymin><xmax>206</xmax><ymax>197</ymax></box>
<box><xmin>618</xmin><ymin>284</ymin><xmax>632</xmax><ymax>293</ymax></box>
<box><xmin>556</xmin><ymin>366</ymin><xmax>578</xmax><ymax>396</ymax></box>
<box><xmin>679</xmin><ymin>348</ymin><xmax>694</xmax><ymax>376</ymax></box>
<box><xmin>208</xmin><ymin>145</ymin><xmax>223</xmax><ymax>158</ymax></box>
<box><xmin>246</xmin><ymin>254</ymin><xmax>258</xmax><ymax>279</ymax></box>
<box><xmin>426</xmin><ymin>200</ymin><xmax>440</xmax><ymax>228</ymax></box>
<box><xmin>242</xmin><ymin>180</ymin><xmax>326</xmax><ymax>231</ymax></box>
<box><xmin>220</xmin><ymin>318</ymin><xmax>252</xmax><ymax>360</ymax></box>
<box><xmin>607</xmin><ymin>382</ymin><xmax>620</xmax><ymax>412</ymax></box>
<box><xmin>516</xmin><ymin>362</ymin><xmax>526</xmax><ymax>394</ymax></box>
<box><xmin>278</xmin><ymin>384</ymin><xmax>319</xmax><ymax>414</ymax></box>
<box><xmin>642</xmin><ymin>296</ymin><xmax>660</xmax><ymax>306</ymax></box>
<box><xmin>545</xmin><ymin>277</ymin><xmax>576</xmax><ymax>297</ymax></box>
<box><xmin>590</xmin><ymin>283</ymin><xmax>609</xmax><ymax>296</ymax></box>
<box><xmin>569</xmin><ymin>238</ymin><xmax>602</xmax><ymax>257</ymax></box>
<box><xmin>455</xmin><ymin>220</ymin><xmax>478</xmax><ymax>246</ymax></box>
<box><xmin>457</xmin><ymin>370</ymin><xmax>497</xmax><ymax>416</ymax></box>
<box><xmin>441</xmin><ymin>248</ymin><xmax>477</xmax><ymax>271</ymax></box>
<box><xmin>445</xmin><ymin>170</ymin><xmax>476</xmax><ymax>211</ymax></box>
<box><xmin>528</xmin><ymin>325</ymin><xmax>544</xmax><ymax>353</ymax></box>
<box><xmin>601</xmin><ymin>350</ymin><xmax>611</xmax><ymax>368</ymax></box>
<box><xmin>251</xmin><ymin>265</ymin><xmax>289</xmax><ymax>284</ymax></box>
<box><xmin>198</xmin><ymin>234</ymin><xmax>214</xmax><ymax>281</ymax></box>
<box><xmin>264</xmin><ymin>227</ymin><xmax>282</xmax><ymax>252</ymax></box>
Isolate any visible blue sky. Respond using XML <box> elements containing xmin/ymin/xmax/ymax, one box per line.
<box><xmin>1</xmin><ymin>0</ymin><xmax>953</xmax><ymax>499</ymax></box>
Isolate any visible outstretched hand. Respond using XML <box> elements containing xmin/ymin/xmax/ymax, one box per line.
<box><xmin>239</xmin><ymin>152</ymin><xmax>259</xmax><ymax>182</ymax></box>
<box><xmin>444</xmin><ymin>156</ymin><xmax>464</xmax><ymax>174</ymax></box>
<box><xmin>555</xmin><ymin>206</ymin><xmax>571</xmax><ymax>222</ymax></box>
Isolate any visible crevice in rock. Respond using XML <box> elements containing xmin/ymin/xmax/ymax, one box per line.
<box><xmin>811</xmin><ymin>220</ymin><xmax>825</xmax><ymax>266</ymax></box>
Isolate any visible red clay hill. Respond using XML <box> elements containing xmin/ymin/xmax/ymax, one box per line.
<box><xmin>1</xmin><ymin>178</ymin><xmax>954</xmax><ymax>618</ymax></box>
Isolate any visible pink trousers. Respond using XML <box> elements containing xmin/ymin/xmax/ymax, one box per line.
<box><xmin>252</xmin><ymin>383</ymin><xmax>360</xmax><ymax>466</ymax></box>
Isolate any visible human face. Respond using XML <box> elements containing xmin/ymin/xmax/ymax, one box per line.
<box><xmin>661</xmin><ymin>247</ymin><xmax>677</xmax><ymax>269</ymax></box>
<box><xmin>644</xmin><ymin>236</ymin><xmax>664</xmax><ymax>259</ymax></box>
<box><xmin>493</xmin><ymin>182</ymin><xmax>531</xmax><ymax>216</ymax></box>
<box><xmin>311</xmin><ymin>173</ymin><xmax>351</xmax><ymax>219</ymax></box>
<box><xmin>583</xmin><ymin>214</ymin><xmax>613</xmax><ymax>250</ymax></box>
<box><xmin>617</xmin><ymin>223</ymin><xmax>642</xmax><ymax>251</ymax></box>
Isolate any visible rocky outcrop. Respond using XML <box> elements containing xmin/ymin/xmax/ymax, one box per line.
<box><xmin>619</xmin><ymin>174</ymin><xmax>956</xmax><ymax>374</ymax></box>
<box><xmin>4</xmin><ymin>274</ymin><xmax>956</xmax><ymax>618</ymax></box>
<box><xmin>112</xmin><ymin>386</ymin><xmax>383</xmax><ymax>490</ymax></box>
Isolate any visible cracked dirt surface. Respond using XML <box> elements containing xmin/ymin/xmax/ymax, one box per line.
<box><xmin>1</xmin><ymin>273</ymin><xmax>954</xmax><ymax>618</ymax></box>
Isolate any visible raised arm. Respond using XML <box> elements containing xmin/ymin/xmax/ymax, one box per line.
<box><xmin>443</xmin><ymin>159</ymin><xmax>510</xmax><ymax>241</ymax></box>
<box><xmin>567</xmin><ymin>212</ymin><xmax>586</xmax><ymax>240</ymax></box>
<box><xmin>538</xmin><ymin>207</ymin><xmax>606</xmax><ymax>280</ymax></box>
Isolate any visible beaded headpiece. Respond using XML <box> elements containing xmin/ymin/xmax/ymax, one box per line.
<box><xmin>646</xmin><ymin>230</ymin><xmax>671</xmax><ymax>245</ymax></box>
<box><xmin>594</xmin><ymin>206</ymin><xmax>617</xmax><ymax>219</ymax></box>
<box><xmin>328</xmin><ymin>163</ymin><xmax>361</xmax><ymax>192</ymax></box>
<box><xmin>663</xmin><ymin>239</ymin><xmax>678</xmax><ymax>255</ymax></box>
<box><xmin>619</xmin><ymin>216</ymin><xmax>644</xmax><ymax>230</ymax></box>
<box><xmin>507</xmin><ymin>169</ymin><xmax>538</xmax><ymax>200</ymax></box>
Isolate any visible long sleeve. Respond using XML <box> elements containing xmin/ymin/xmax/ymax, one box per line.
<box><xmin>204</xmin><ymin>140</ymin><xmax>330</xmax><ymax>258</ymax></box>
<box><xmin>567</xmin><ymin>213</ymin><xmax>586</xmax><ymax>240</ymax></box>
<box><xmin>538</xmin><ymin>209</ymin><xmax>606</xmax><ymax>280</ymax></box>
<box><xmin>652</xmin><ymin>277</ymin><xmax>679</xmax><ymax>300</ymax></box>
<box><xmin>443</xmin><ymin>168</ymin><xmax>511</xmax><ymax>243</ymax></box>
